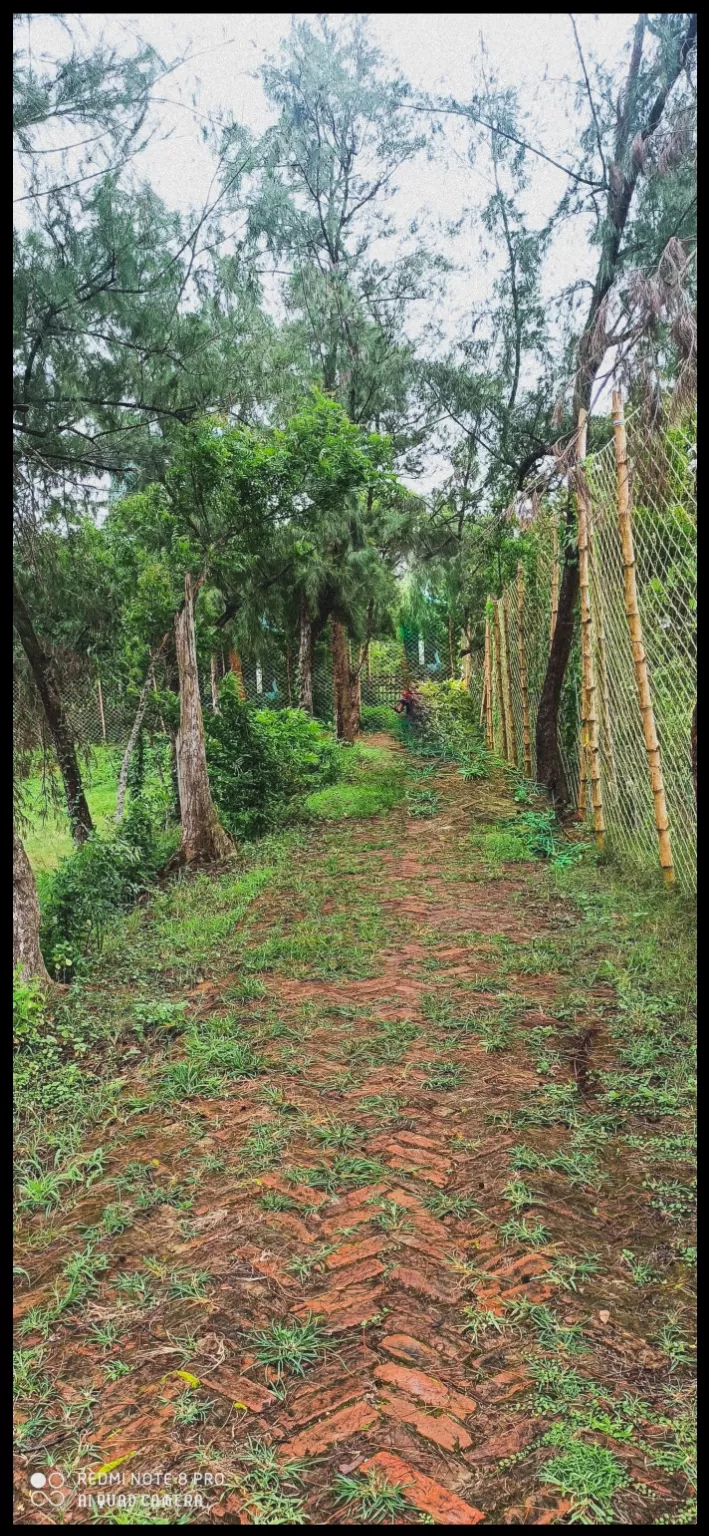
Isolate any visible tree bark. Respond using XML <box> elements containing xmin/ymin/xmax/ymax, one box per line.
<box><xmin>13</xmin><ymin>577</ymin><xmax>93</xmax><ymax>843</ymax></box>
<box><xmin>331</xmin><ymin>619</ymin><xmax>357</xmax><ymax>742</ymax></box>
<box><xmin>298</xmin><ymin>602</ymin><xmax>314</xmax><ymax>713</ymax></box>
<box><xmin>174</xmin><ymin>574</ymin><xmax>232</xmax><ymax>863</ymax></box>
<box><xmin>210</xmin><ymin>654</ymin><xmax>220</xmax><ymax>713</ymax></box>
<box><xmin>13</xmin><ymin>828</ymin><xmax>49</xmax><ymax>981</ymax></box>
<box><xmin>535</xmin><ymin>549</ymin><xmax>579</xmax><ymax>806</ymax></box>
<box><xmin>691</xmin><ymin>701</ymin><xmax>697</xmax><ymax>806</ymax></box>
<box><xmin>228</xmin><ymin>646</ymin><xmax>246</xmax><ymax>699</ymax></box>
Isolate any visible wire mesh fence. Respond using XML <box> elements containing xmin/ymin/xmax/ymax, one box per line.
<box><xmin>472</xmin><ymin>401</ymin><xmax>696</xmax><ymax>893</ymax></box>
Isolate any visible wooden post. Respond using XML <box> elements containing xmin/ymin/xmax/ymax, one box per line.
<box><xmin>493</xmin><ymin>599</ymin><xmax>508</xmax><ymax>760</ymax></box>
<box><xmin>479</xmin><ymin>671</ymin><xmax>487</xmax><ymax>730</ymax></box>
<box><xmin>500</xmin><ymin>597</ymin><xmax>517</xmax><ymax>768</ymax></box>
<box><xmin>549</xmin><ymin>517</ymin><xmax>560</xmax><ymax>652</ymax></box>
<box><xmin>577</xmin><ymin>409</ymin><xmax>605</xmax><ymax>850</ymax></box>
<box><xmin>484</xmin><ymin>611</ymin><xmax>494</xmax><ymax>752</ymax></box>
<box><xmin>612</xmin><ymin>390</ymin><xmax>674</xmax><ymax>884</ymax></box>
<box><xmin>96</xmin><ymin>674</ymin><xmax>107</xmax><ymax>742</ymax></box>
<box><xmin>516</xmin><ymin>563</ymin><xmax>533</xmax><ymax>779</ymax></box>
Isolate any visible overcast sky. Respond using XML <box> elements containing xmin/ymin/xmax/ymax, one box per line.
<box><xmin>16</xmin><ymin>13</ymin><xmax>641</xmax><ymax>486</ymax></box>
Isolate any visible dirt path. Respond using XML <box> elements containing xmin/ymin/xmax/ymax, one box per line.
<box><xmin>14</xmin><ymin>738</ymin><xmax>696</xmax><ymax>1525</ymax></box>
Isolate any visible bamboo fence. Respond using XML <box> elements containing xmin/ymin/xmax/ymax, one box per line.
<box><xmin>475</xmin><ymin>396</ymin><xmax>696</xmax><ymax>892</ymax></box>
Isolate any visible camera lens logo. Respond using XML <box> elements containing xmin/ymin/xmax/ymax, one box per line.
<box><xmin>30</xmin><ymin>1469</ymin><xmax>68</xmax><ymax>1509</ymax></box>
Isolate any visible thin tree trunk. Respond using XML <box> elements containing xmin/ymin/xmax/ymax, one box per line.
<box><xmin>298</xmin><ymin>603</ymin><xmax>314</xmax><ymax>713</ymax></box>
<box><xmin>228</xmin><ymin>646</ymin><xmax>246</xmax><ymax>700</ymax></box>
<box><xmin>484</xmin><ymin>613</ymin><xmax>494</xmax><ymax>753</ymax></box>
<box><xmin>285</xmin><ymin>644</ymin><xmax>293</xmax><ymax>706</ymax></box>
<box><xmin>210</xmin><ymin>654</ymin><xmax>220</xmax><ymax>714</ymax></box>
<box><xmin>13</xmin><ymin>578</ymin><xmax>93</xmax><ymax>843</ymax></box>
<box><xmin>331</xmin><ymin>619</ymin><xmax>357</xmax><ymax>742</ymax></box>
<box><xmin>174</xmin><ymin>574</ymin><xmax>232</xmax><ymax>864</ymax></box>
<box><xmin>13</xmin><ymin>828</ymin><xmax>49</xmax><ymax>981</ymax></box>
<box><xmin>116</xmin><ymin>639</ymin><xmax>168</xmax><ymax>824</ymax></box>
<box><xmin>448</xmin><ymin>614</ymin><xmax>455</xmax><ymax>679</ymax></box>
<box><xmin>96</xmin><ymin>675</ymin><xmax>107</xmax><ymax>742</ymax></box>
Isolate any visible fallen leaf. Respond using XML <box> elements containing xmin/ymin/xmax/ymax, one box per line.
<box><xmin>175</xmin><ymin>1370</ymin><xmax>200</xmax><ymax>1387</ymax></box>
<box><xmin>598</xmin><ymin>1310</ymin><xmax>610</xmax><ymax>1324</ymax></box>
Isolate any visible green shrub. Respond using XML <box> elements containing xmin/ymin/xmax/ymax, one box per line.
<box><xmin>205</xmin><ymin>680</ymin><xmax>342</xmax><ymax>838</ymax></box>
<box><xmin>40</xmin><ymin>802</ymin><xmax>163</xmax><ymax>979</ymax></box>
<box><xmin>484</xmin><ymin>830</ymin><xmax>528</xmax><ymax>863</ymax></box>
<box><xmin>406</xmin><ymin>680</ymin><xmax>488</xmax><ymax>765</ymax></box>
<box><xmin>360</xmin><ymin>704</ymin><xmax>400</xmax><ymax>732</ymax></box>
<box><xmin>13</xmin><ymin>966</ymin><xmax>47</xmax><ymax>1048</ymax></box>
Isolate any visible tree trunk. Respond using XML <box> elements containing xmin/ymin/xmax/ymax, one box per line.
<box><xmin>535</xmin><ymin>550</ymin><xmax>578</xmax><ymax>806</ymax></box>
<box><xmin>298</xmin><ymin>603</ymin><xmax>314</xmax><ymax>713</ymax></box>
<box><xmin>331</xmin><ymin>619</ymin><xmax>357</xmax><ymax>742</ymax></box>
<box><xmin>691</xmin><ymin>701</ymin><xmax>697</xmax><ymax>805</ymax></box>
<box><xmin>210</xmin><ymin>654</ymin><xmax>220</xmax><ymax>713</ymax></box>
<box><xmin>228</xmin><ymin>646</ymin><xmax>246</xmax><ymax>699</ymax></box>
<box><xmin>13</xmin><ymin>578</ymin><xmax>93</xmax><ymax>844</ymax></box>
<box><xmin>13</xmin><ymin>828</ymin><xmax>49</xmax><ymax>982</ymax></box>
<box><xmin>116</xmin><ymin>643</ymin><xmax>167</xmax><ymax>823</ymax></box>
<box><xmin>174</xmin><ymin>574</ymin><xmax>232</xmax><ymax>863</ymax></box>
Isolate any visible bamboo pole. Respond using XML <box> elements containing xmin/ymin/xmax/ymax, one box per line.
<box><xmin>576</xmin><ymin>409</ymin><xmax>605</xmax><ymax>850</ymax></box>
<box><xmin>484</xmin><ymin>612</ymin><xmax>494</xmax><ymax>752</ymax></box>
<box><xmin>577</xmin><ymin>738</ymin><xmax>587</xmax><ymax>816</ymax></box>
<box><xmin>96</xmin><ymin>675</ymin><xmax>107</xmax><ymax>742</ymax></box>
<box><xmin>500</xmin><ymin>597</ymin><xmax>517</xmax><ymax>768</ymax></box>
<box><xmin>588</xmin><ymin>518</ymin><xmax>616</xmax><ymax>786</ymax></box>
<box><xmin>479</xmin><ymin>669</ymin><xmax>487</xmax><ymax>729</ymax></box>
<box><xmin>493</xmin><ymin>599</ymin><xmax>509</xmax><ymax>760</ymax></box>
<box><xmin>516</xmin><ymin>563</ymin><xmax>533</xmax><ymax>778</ymax></box>
<box><xmin>612</xmin><ymin>390</ymin><xmax>674</xmax><ymax>884</ymax></box>
<box><xmin>549</xmin><ymin>517</ymin><xmax>560</xmax><ymax>651</ymax></box>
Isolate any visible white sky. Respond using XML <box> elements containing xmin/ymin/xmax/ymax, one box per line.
<box><xmin>17</xmin><ymin>13</ymin><xmax>641</xmax><ymax>489</ymax></box>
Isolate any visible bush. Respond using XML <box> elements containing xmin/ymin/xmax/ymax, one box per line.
<box><xmin>205</xmin><ymin>679</ymin><xmax>343</xmax><ymax>839</ymax></box>
<box><xmin>405</xmin><ymin>680</ymin><xmax>487</xmax><ymax>764</ymax></box>
<box><xmin>13</xmin><ymin>966</ymin><xmax>47</xmax><ymax>1048</ymax></box>
<box><xmin>40</xmin><ymin>801</ymin><xmax>163</xmax><ymax>979</ymax></box>
<box><xmin>360</xmin><ymin>704</ymin><xmax>400</xmax><ymax>733</ymax></box>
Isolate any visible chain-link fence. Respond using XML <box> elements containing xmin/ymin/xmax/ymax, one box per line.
<box><xmin>475</xmin><ymin>401</ymin><xmax>696</xmax><ymax>893</ymax></box>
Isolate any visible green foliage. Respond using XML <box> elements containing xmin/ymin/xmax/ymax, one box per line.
<box><xmin>360</xmin><ymin>704</ymin><xmax>400</xmax><ymax>732</ymax></box>
<box><xmin>205</xmin><ymin>681</ymin><xmax>342</xmax><ymax>838</ymax></box>
<box><xmin>13</xmin><ymin>968</ymin><xmax>47</xmax><ymax>1048</ymax></box>
<box><xmin>39</xmin><ymin>802</ymin><xmax>163</xmax><ymax>979</ymax></box>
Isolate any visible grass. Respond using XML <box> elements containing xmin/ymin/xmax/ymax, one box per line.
<box><xmin>246</xmin><ymin>1316</ymin><xmax>328</xmax><ymax>1380</ymax></box>
<box><xmin>332</xmin><ymin>1468</ymin><xmax>415</xmax><ymax>1523</ymax></box>
<box><xmin>21</xmin><ymin>746</ymin><xmax>123</xmax><ymax>877</ymax></box>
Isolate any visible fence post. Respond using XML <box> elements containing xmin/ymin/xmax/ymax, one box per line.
<box><xmin>484</xmin><ymin>609</ymin><xmax>494</xmax><ymax>752</ymax></box>
<box><xmin>493</xmin><ymin>599</ymin><xmax>509</xmax><ymax>760</ymax></box>
<box><xmin>516</xmin><ymin>564</ymin><xmax>533</xmax><ymax>778</ymax></box>
<box><xmin>612</xmin><ymin>390</ymin><xmax>675</xmax><ymax>884</ymax></box>
<box><xmin>500</xmin><ymin>596</ymin><xmax>517</xmax><ymax>768</ymax></box>
<box><xmin>577</xmin><ymin>409</ymin><xmax>605</xmax><ymax>850</ymax></box>
<box><xmin>515</xmin><ymin>568</ymin><xmax>530</xmax><ymax>780</ymax></box>
<box><xmin>549</xmin><ymin>517</ymin><xmax>560</xmax><ymax>651</ymax></box>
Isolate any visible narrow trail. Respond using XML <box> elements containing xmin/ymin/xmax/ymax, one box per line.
<box><xmin>14</xmin><ymin>737</ymin><xmax>695</xmax><ymax>1525</ymax></box>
